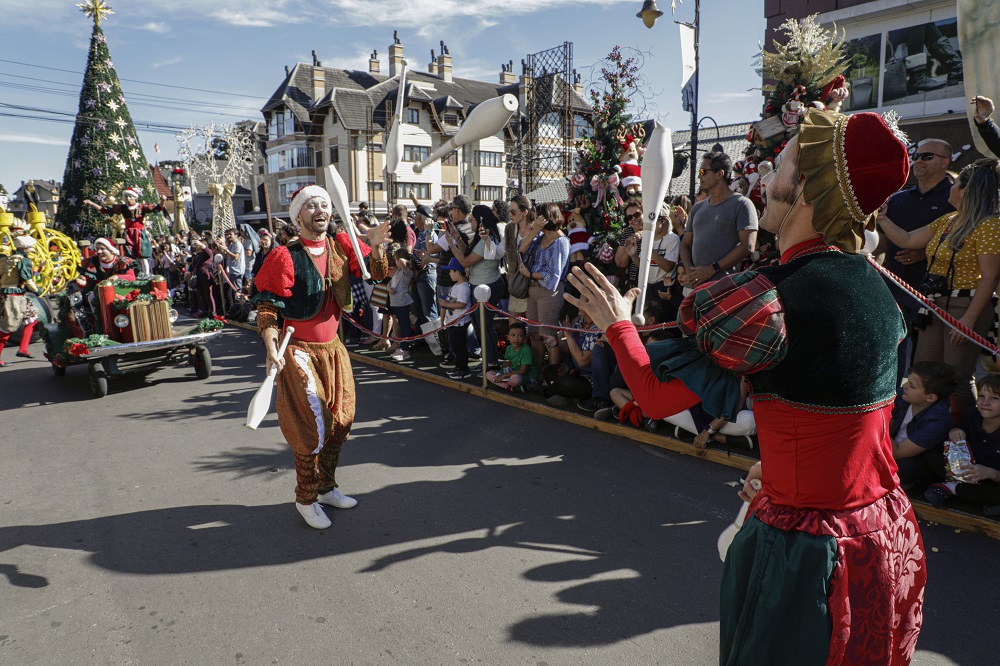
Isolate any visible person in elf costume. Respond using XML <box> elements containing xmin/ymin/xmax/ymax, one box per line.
<box><xmin>77</xmin><ymin>237</ymin><xmax>138</xmax><ymax>289</ymax></box>
<box><xmin>83</xmin><ymin>188</ymin><xmax>166</xmax><ymax>275</ymax></box>
<box><xmin>253</xmin><ymin>185</ymin><xmax>390</xmax><ymax>530</ymax></box>
<box><xmin>0</xmin><ymin>235</ymin><xmax>41</xmax><ymax>365</ymax></box>
<box><xmin>565</xmin><ymin>108</ymin><xmax>925</xmax><ymax>665</ymax></box>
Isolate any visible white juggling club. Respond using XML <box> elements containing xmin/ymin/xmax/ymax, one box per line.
<box><xmin>325</xmin><ymin>164</ymin><xmax>370</xmax><ymax>281</ymax></box>
<box><xmin>384</xmin><ymin>59</ymin><xmax>408</xmax><ymax>176</ymax></box>
<box><xmin>412</xmin><ymin>94</ymin><xmax>518</xmax><ymax>173</ymax></box>
<box><xmin>634</xmin><ymin>123</ymin><xmax>673</xmax><ymax>324</ymax></box>
<box><xmin>245</xmin><ymin>326</ymin><xmax>295</xmax><ymax>430</ymax></box>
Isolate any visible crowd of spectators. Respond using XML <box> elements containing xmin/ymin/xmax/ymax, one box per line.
<box><xmin>135</xmin><ymin>95</ymin><xmax>1000</xmax><ymax>517</ymax></box>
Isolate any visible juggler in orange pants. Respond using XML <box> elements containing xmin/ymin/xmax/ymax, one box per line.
<box><xmin>276</xmin><ymin>337</ymin><xmax>355</xmax><ymax>504</ymax></box>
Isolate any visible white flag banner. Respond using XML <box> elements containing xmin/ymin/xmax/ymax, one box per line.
<box><xmin>679</xmin><ymin>23</ymin><xmax>697</xmax><ymax>113</ymax></box>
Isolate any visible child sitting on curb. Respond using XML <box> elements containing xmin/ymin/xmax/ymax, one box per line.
<box><xmin>891</xmin><ymin>361</ymin><xmax>957</xmax><ymax>487</ymax></box>
<box><xmin>925</xmin><ymin>373</ymin><xmax>1000</xmax><ymax>514</ymax></box>
<box><xmin>487</xmin><ymin>322</ymin><xmax>534</xmax><ymax>392</ymax></box>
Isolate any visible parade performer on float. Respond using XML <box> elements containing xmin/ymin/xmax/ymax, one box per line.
<box><xmin>77</xmin><ymin>237</ymin><xmax>137</xmax><ymax>289</ymax></box>
<box><xmin>83</xmin><ymin>188</ymin><xmax>166</xmax><ymax>275</ymax></box>
<box><xmin>566</xmin><ymin>108</ymin><xmax>925</xmax><ymax>665</ymax></box>
<box><xmin>253</xmin><ymin>185</ymin><xmax>390</xmax><ymax>529</ymax></box>
<box><xmin>0</xmin><ymin>235</ymin><xmax>41</xmax><ymax>365</ymax></box>
<box><xmin>62</xmin><ymin>237</ymin><xmax>137</xmax><ymax>338</ymax></box>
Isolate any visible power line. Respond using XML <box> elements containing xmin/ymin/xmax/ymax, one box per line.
<box><xmin>0</xmin><ymin>58</ymin><xmax>269</xmax><ymax>101</ymax></box>
<box><xmin>0</xmin><ymin>71</ymin><xmax>264</xmax><ymax>113</ymax></box>
<box><xmin>0</xmin><ymin>80</ymin><xmax>261</xmax><ymax>120</ymax></box>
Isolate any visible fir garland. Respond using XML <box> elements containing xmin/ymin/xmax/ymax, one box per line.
<box><xmin>197</xmin><ymin>318</ymin><xmax>225</xmax><ymax>333</ymax></box>
<box><xmin>52</xmin><ymin>333</ymin><xmax>118</xmax><ymax>366</ymax></box>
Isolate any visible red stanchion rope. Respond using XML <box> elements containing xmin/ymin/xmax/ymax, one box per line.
<box><xmin>867</xmin><ymin>256</ymin><xmax>1000</xmax><ymax>356</ymax></box>
<box><xmin>341</xmin><ymin>304</ymin><xmax>479</xmax><ymax>342</ymax></box>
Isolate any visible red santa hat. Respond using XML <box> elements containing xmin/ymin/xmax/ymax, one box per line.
<box><xmin>94</xmin><ymin>237</ymin><xmax>120</xmax><ymax>256</ymax></box>
<box><xmin>288</xmin><ymin>184</ymin><xmax>332</xmax><ymax>224</ymax></box>
<box><xmin>122</xmin><ymin>187</ymin><xmax>141</xmax><ymax>200</ymax></box>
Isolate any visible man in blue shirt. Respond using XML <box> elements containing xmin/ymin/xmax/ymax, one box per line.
<box><xmin>881</xmin><ymin>138</ymin><xmax>955</xmax><ymax>384</ymax></box>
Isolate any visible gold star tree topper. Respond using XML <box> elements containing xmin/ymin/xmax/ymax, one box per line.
<box><xmin>77</xmin><ymin>0</ymin><xmax>114</xmax><ymax>26</ymax></box>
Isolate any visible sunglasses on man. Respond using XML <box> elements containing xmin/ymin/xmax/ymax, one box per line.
<box><xmin>912</xmin><ymin>152</ymin><xmax>948</xmax><ymax>162</ymax></box>
<box><xmin>698</xmin><ymin>167</ymin><xmax>720</xmax><ymax>177</ymax></box>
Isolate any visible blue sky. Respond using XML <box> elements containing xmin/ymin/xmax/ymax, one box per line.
<box><xmin>0</xmin><ymin>0</ymin><xmax>765</xmax><ymax>196</ymax></box>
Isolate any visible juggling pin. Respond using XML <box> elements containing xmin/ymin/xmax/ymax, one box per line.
<box><xmin>634</xmin><ymin>123</ymin><xmax>673</xmax><ymax>325</ymax></box>
<box><xmin>325</xmin><ymin>165</ymin><xmax>370</xmax><ymax>281</ymax></box>
<box><xmin>245</xmin><ymin>326</ymin><xmax>295</xmax><ymax>430</ymax></box>
<box><xmin>716</xmin><ymin>478</ymin><xmax>762</xmax><ymax>561</ymax></box>
<box><xmin>384</xmin><ymin>59</ymin><xmax>408</xmax><ymax>176</ymax></box>
<box><xmin>413</xmin><ymin>94</ymin><xmax>518</xmax><ymax>173</ymax></box>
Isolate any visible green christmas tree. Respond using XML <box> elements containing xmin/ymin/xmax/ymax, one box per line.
<box><xmin>569</xmin><ymin>46</ymin><xmax>644</xmax><ymax>245</ymax></box>
<box><xmin>56</xmin><ymin>1</ymin><xmax>162</xmax><ymax>239</ymax></box>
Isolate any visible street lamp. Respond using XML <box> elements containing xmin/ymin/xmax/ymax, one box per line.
<box><xmin>637</xmin><ymin>0</ymin><xmax>701</xmax><ymax>201</ymax></box>
<box><xmin>636</xmin><ymin>0</ymin><xmax>664</xmax><ymax>29</ymax></box>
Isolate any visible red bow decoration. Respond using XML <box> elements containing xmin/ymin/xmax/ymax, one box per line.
<box><xmin>68</xmin><ymin>342</ymin><xmax>90</xmax><ymax>357</ymax></box>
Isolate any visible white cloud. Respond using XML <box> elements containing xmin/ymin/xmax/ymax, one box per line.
<box><xmin>0</xmin><ymin>133</ymin><xmax>70</xmax><ymax>147</ymax></box>
<box><xmin>323</xmin><ymin>0</ymin><xmax>634</xmax><ymax>28</ymax></box>
<box><xmin>151</xmin><ymin>55</ymin><xmax>184</xmax><ymax>69</ymax></box>
<box><xmin>141</xmin><ymin>21</ymin><xmax>171</xmax><ymax>34</ymax></box>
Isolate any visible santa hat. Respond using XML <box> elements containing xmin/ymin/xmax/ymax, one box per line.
<box><xmin>13</xmin><ymin>235</ymin><xmax>35</xmax><ymax>250</ymax></box>
<box><xmin>797</xmin><ymin>108</ymin><xmax>909</xmax><ymax>252</ymax></box>
<box><xmin>820</xmin><ymin>75</ymin><xmax>847</xmax><ymax>103</ymax></box>
<box><xmin>288</xmin><ymin>185</ymin><xmax>332</xmax><ymax>224</ymax></box>
<box><xmin>122</xmin><ymin>187</ymin><xmax>141</xmax><ymax>200</ymax></box>
<box><xmin>567</xmin><ymin>227</ymin><xmax>592</xmax><ymax>255</ymax></box>
<box><xmin>94</xmin><ymin>237</ymin><xmax>119</xmax><ymax>255</ymax></box>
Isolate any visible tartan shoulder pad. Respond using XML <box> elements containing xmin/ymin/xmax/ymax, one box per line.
<box><xmin>679</xmin><ymin>271</ymin><xmax>787</xmax><ymax>374</ymax></box>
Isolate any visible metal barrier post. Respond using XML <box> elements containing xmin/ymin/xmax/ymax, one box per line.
<box><xmin>473</xmin><ymin>285</ymin><xmax>492</xmax><ymax>392</ymax></box>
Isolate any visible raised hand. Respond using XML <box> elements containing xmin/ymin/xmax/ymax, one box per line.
<box><xmin>564</xmin><ymin>262</ymin><xmax>639</xmax><ymax>332</ymax></box>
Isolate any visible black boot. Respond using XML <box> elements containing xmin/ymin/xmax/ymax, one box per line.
<box><xmin>908</xmin><ymin>66</ymin><xmax>946</xmax><ymax>94</ymax></box>
<box><xmin>928</xmin><ymin>36</ymin><xmax>963</xmax><ymax>86</ymax></box>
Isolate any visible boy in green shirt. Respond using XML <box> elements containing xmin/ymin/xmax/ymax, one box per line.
<box><xmin>487</xmin><ymin>322</ymin><xmax>534</xmax><ymax>392</ymax></box>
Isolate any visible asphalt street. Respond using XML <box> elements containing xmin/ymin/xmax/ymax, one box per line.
<box><xmin>1</xmin><ymin>327</ymin><xmax>998</xmax><ymax>665</ymax></box>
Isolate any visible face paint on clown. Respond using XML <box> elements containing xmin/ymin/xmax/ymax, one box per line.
<box><xmin>297</xmin><ymin>196</ymin><xmax>332</xmax><ymax>239</ymax></box>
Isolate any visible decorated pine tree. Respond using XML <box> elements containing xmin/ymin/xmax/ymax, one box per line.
<box><xmin>568</xmin><ymin>47</ymin><xmax>646</xmax><ymax>246</ymax></box>
<box><xmin>56</xmin><ymin>1</ymin><xmax>162</xmax><ymax>239</ymax></box>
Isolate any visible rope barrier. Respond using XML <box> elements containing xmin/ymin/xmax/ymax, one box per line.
<box><xmin>341</xmin><ymin>303</ymin><xmax>479</xmax><ymax>342</ymax></box>
<box><xmin>867</xmin><ymin>256</ymin><xmax>1000</xmax><ymax>356</ymax></box>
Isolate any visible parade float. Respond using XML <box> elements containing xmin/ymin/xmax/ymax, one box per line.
<box><xmin>39</xmin><ymin>1</ymin><xmax>221</xmax><ymax>398</ymax></box>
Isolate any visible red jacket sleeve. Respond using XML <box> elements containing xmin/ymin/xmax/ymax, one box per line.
<box><xmin>606</xmin><ymin>320</ymin><xmax>701</xmax><ymax>419</ymax></box>
<box><xmin>254</xmin><ymin>245</ymin><xmax>294</xmax><ymax>297</ymax></box>
<box><xmin>334</xmin><ymin>232</ymin><xmax>372</xmax><ymax>278</ymax></box>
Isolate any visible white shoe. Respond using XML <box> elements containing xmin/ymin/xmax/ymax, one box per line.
<box><xmin>317</xmin><ymin>488</ymin><xmax>358</xmax><ymax>509</ymax></box>
<box><xmin>295</xmin><ymin>502</ymin><xmax>332</xmax><ymax>529</ymax></box>
<box><xmin>389</xmin><ymin>349</ymin><xmax>410</xmax><ymax>361</ymax></box>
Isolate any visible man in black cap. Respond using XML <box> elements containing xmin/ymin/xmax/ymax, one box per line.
<box><xmin>411</xmin><ymin>204</ymin><xmax>438</xmax><ymax>328</ymax></box>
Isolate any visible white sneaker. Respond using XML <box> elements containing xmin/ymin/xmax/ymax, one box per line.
<box><xmin>295</xmin><ymin>502</ymin><xmax>332</xmax><ymax>529</ymax></box>
<box><xmin>317</xmin><ymin>488</ymin><xmax>358</xmax><ymax>509</ymax></box>
<box><xmin>389</xmin><ymin>349</ymin><xmax>410</xmax><ymax>361</ymax></box>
